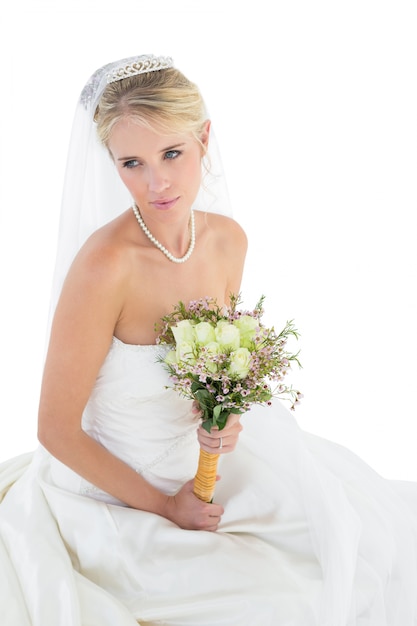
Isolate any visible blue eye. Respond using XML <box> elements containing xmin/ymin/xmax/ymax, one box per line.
<box><xmin>122</xmin><ymin>159</ymin><xmax>139</xmax><ymax>169</ymax></box>
<box><xmin>165</xmin><ymin>150</ymin><xmax>181</xmax><ymax>160</ymax></box>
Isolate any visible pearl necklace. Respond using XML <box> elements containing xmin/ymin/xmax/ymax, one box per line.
<box><xmin>132</xmin><ymin>204</ymin><xmax>195</xmax><ymax>264</ymax></box>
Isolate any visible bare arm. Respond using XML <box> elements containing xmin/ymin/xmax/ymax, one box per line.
<box><xmin>38</xmin><ymin>236</ymin><xmax>223</xmax><ymax>530</ymax></box>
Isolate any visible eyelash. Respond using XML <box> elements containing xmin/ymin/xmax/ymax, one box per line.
<box><xmin>165</xmin><ymin>149</ymin><xmax>181</xmax><ymax>160</ymax></box>
<box><xmin>122</xmin><ymin>160</ymin><xmax>140</xmax><ymax>169</ymax></box>
<box><xmin>122</xmin><ymin>150</ymin><xmax>182</xmax><ymax>169</ymax></box>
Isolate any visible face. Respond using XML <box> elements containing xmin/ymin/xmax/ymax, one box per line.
<box><xmin>108</xmin><ymin>117</ymin><xmax>210</xmax><ymax>222</ymax></box>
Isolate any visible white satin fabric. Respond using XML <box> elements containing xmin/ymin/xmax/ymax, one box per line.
<box><xmin>1</xmin><ymin>337</ymin><xmax>417</xmax><ymax>625</ymax></box>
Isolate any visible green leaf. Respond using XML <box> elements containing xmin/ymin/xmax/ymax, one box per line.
<box><xmin>194</xmin><ymin>389</ymin><xmax>213</xmax><ymax>409</ymax></box>
<box><xmin>216</xmin><ymin>411</ymin><xmax>230</xmax><ymax>430</ymax></box>
<box><xmin>228</xmin><ymin>407</ymin><xmax>245</xmax><ymax>415</ymax></box>
<box><xmin>201</xmin><ymin>419</ymin><xmax>213</xmax><ymax>433</ymax></box>
<box><xmin>191</xmin><ymin>381</ymin><xmax>204</xmax><ymax>393</ymax></box>
<box><xmin>213</xmin><ymin>405</ymin><xmax>223</xmax><ymax>420</ymax></box>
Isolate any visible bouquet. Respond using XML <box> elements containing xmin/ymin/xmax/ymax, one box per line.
<box><xmin>156</xmin><ymin>294</ymin><xmax>302</xmax><ymax>502</ymax></box>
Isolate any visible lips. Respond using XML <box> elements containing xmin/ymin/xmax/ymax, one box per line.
<box><xmin>150</xmin><ymin>197</ymin><xmax>179</xmax><ymax>211</ymax></box>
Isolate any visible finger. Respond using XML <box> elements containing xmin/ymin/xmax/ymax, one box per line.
<box><xmin>222</xmin><ymin>415</ymin><xmax>243</xmax><ymax>432</ymax></box>
<box><xmin>209</xmin><ymin>436</ymin><xmax>226</xmax><ymax>451</ymax></box>
<box><xmin>223</xmin><ymin>413</ymin><xmax>240</xmax><ymax>427</ymax></box>
<box><xmin>197</xmin><ymin>429</ymin><xmax>222</xmax><ymax>446</ymax></box>
<box><xmin>196</xmin><ymin>509</ymin><xmax>222</xmax><ymax>531</ymax></box>
<box><xmin>191</xmin><ymin>401</ymin><xmax>202</xmax><ymax>415</ymax></box>
<box><xmin>208</xmin><ymin>504</ymin><xmax>224</xmax><ymax>516</ymax></box>
<box><xmin>196</xmin><ymin>430</ymin><xmax>230</xmax><ymax>454</ymax></box>
<box><xmin>211</xmin><ymin>435</ymin><xmax>228</xmax><ymax>451</ymax></box>
<box><xmin>205</xmin><ymin>522</ymin><xmax>220</xmax><ymax>532</ymax></box>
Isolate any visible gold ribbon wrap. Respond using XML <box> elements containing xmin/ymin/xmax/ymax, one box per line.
<box><xmin>193</xmin><ymin>449</ymin><xmax>220</xmax><ymax>502</ymax></box>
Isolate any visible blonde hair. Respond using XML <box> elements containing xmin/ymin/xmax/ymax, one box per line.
<box><xmin>95</xmin><ymin>68</ymin><xmax>207</xmax><ymax>148</ymax></box>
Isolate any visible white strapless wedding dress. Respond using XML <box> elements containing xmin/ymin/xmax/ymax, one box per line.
<box><xmin>1</xmin><ymin>337</ymin><xmax>417</xmax><ymax>625</ymax></box>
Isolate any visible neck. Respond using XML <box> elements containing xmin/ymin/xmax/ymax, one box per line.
<box><xmin>132</xmin><ymin>205</ymin><xmax>196</xmax><ymax>264</ymax></box>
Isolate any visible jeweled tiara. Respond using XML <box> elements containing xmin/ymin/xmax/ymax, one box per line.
<box><xmin>106</xmin><ymin>55</ymin><xmax>174</xmax><ymax>84</ymax></box>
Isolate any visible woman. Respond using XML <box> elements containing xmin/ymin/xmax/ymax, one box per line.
<box><xmin>1</xmin><ymin>54</ymin><xmax>417</xmax><ymax>626</ymax></box>
<box><xmin>38</xmin><ymin>57</ymin><xmax>246</xmax><ymax>533</ymax></box>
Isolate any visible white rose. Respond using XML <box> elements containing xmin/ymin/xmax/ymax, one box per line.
<box><xmin>228</xmin><ymin>347</ymin><xmax>251</xmax><ymax>379</ymax></box>
<box><xmin>194</xmin><ymin>321</ymin><xmax>216</xmax><ymax>346</ymax></box>
<box><xmin>172</xmin><ymin>320</ymin><xmax>195</xmax><ymax>345</ymax></box>
<box><xmin>175</xmin><ymin>340</ymin><xmax>196</xmax><ymax>364</ymax></box>
<box><xmin>233</xmin><ymin>315</ymin><xmax>258</xmax><ymax>349</ymax></box>
<box><xmin>215</xmin><ymin>321</ymin><xmax>240</xmax><ymax>351</ymax></box>
<box><xmin>233</xmin><ymin>315</ymin><xmax>258</xmax><ymax>334</ymax></box>
<box><xmin>203</xmin><ymin>341</ymin><xmax>221</xmax><ymax>373</ymax></box>
<box><xmin>164</xmin><ymin>349</ymin><xmax>178</xmax><ymax>365</ymax></box>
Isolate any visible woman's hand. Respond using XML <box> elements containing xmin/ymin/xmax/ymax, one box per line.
<box><xmin>193</xmin><ymin>403</ymin><xmax>243</xmax><ymax>454</ymax></box>
<box><xmin>164</xmin><ymin>479</ymin><xmax>224</xmax><ymax>531</ymax></box>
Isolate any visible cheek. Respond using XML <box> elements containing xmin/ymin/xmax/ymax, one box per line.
<box><xmin>183</xmin><ymin>157</ymin><xmax>202</xmax><ymax>190</ymax></box>
<box><xmin>117</xmin><ymin>168</ymin><xmax>141</xmax><ymax>194</ymax></box>
<box><xmin>118</xmin><ymin>173</ymin><xmax>133</xmax><ymax>194</ymax></box>
<box><xmin>115</xmin><ymin>164</ymin><xmax>128</xmax><ymax>183</ymax></box>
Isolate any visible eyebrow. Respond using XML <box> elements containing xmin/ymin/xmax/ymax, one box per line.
<box><xmin>117</xmin><ymin>142</ymin><xmax>186</xmax><ymax>162</ymax></box>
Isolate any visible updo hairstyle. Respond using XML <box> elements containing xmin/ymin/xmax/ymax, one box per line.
<box><xmin>94</xmin><ymin>68</ymin><xmax>207</xmax><ymax>150</ymax></box>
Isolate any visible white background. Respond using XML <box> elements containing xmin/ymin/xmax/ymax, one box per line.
<box><xmin>0</xmin><ymin>1</ymin><xmax>416</xmax><ymax>480</ymax></box>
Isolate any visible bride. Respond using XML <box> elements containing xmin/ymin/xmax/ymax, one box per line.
<box><xmin>1</xmin><ymin>54</ymin><xmax>416</xmax><ymax>626</ymax></box>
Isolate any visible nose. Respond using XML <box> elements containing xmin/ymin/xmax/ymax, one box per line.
<box><xmin>147</xmin><ymin>165</ymin><xmax>170</xmax><ymax>193</ymax></box>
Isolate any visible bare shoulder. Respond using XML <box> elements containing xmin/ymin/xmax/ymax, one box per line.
<box><xmin>51</xmin><ymin>210</ymin><xmax>136</xmax><ymax>342</ymax></box>
<box><xmin>198</xmin><ymin>212</ymin><xmax>248</xmax><ymax>252</ymax></box>
<box><xmin>68</xmin><ymin>211</ymin><xmax>135</xmax><ymax>287</ymax></box>
<box><xmin>196</xmin><ymin>212</ymin><xmax>247</xmax><ymax>299</ymax></box>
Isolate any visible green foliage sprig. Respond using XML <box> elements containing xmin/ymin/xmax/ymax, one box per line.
<box><xmin>156</xmin><ymin>294</ymin><xmax>302</xmax><ymax>432</ymax></box>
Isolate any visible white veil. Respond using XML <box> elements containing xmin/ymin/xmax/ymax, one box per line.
<box><xmin>48</xmin><ymin>54</ymin><xmax>232</xmax><ymax>324</ymax></box>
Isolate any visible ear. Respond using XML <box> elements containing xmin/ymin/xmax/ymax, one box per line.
<box><xmin>200</xmin><ymin>119</ymin><xmax>211</xmax><ymax>153</ymax></box>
